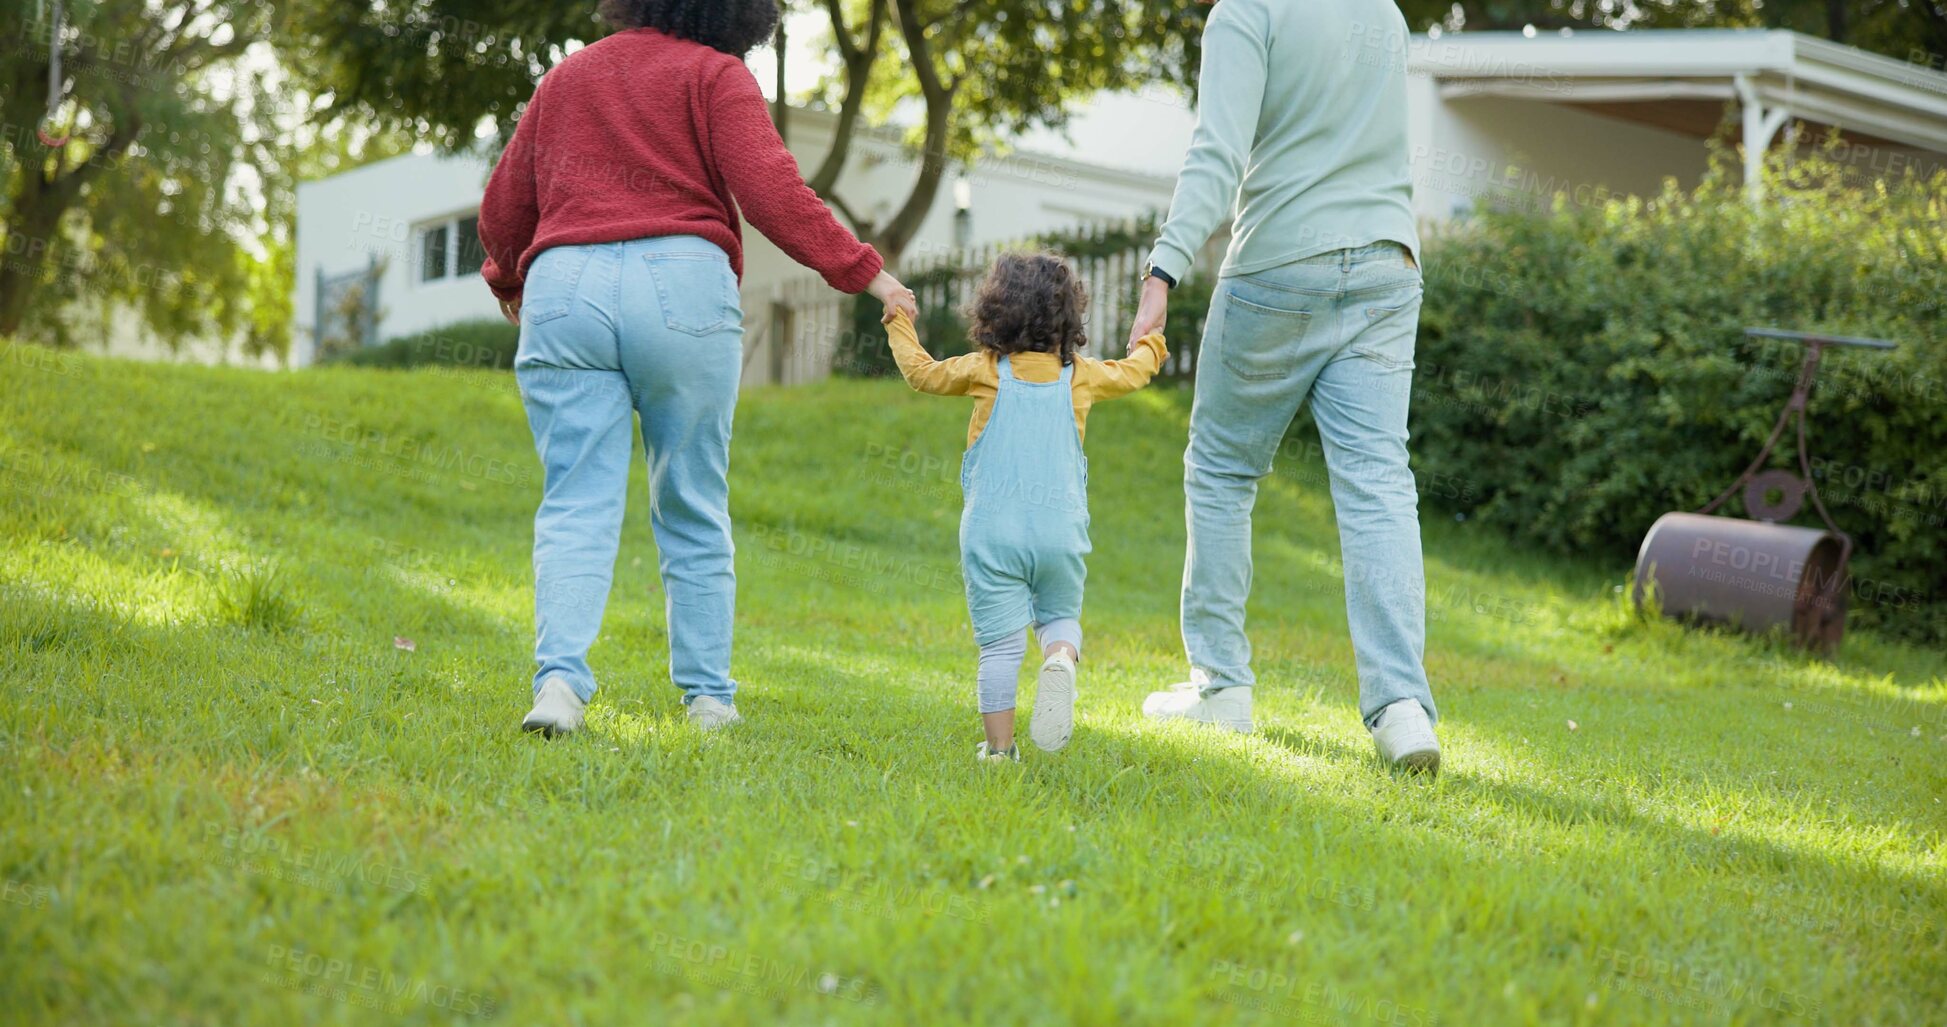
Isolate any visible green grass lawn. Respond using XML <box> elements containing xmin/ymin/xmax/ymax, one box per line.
<box><xmin>3</xmin><ymin>344</ymin><xmax>1943</xmax><ymax>1025</ymax></box>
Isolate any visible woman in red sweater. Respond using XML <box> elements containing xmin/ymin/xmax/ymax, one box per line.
<box><xmin>479</xmin><ymin>0</ymin><xmax>914</xmax><ymax>737</ymax></box>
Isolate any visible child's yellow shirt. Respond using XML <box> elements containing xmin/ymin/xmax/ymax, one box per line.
<box><xmin>883</xmin><ymin>310</ymin><xmax>1168</xmax><ymax>448</ymax></box>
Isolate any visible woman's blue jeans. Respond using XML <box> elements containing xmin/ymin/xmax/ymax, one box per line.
<box><xmin>1182</xmin><ymin>242</ymin><xmax>1438</xmax><ymax>727</ymax></box>
<box><xmin>513</xmin><ymin>236</ymin><xmax>743</xmax><ymax>705</ymax></box>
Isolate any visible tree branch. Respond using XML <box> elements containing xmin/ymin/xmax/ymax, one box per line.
<box><xmin>875</xmin><ymin>0</ymin><xmax>957</xmax><ymax>262</ymax></box>
<box><xmin>805</xmin><ymin>0</ymin><xmax>885</xmax><ymax>196</ymax></box>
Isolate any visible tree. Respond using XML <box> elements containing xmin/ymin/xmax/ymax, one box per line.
<box><xmin>0</xmin><ymin>0</ymin><xmax>289</xmax><ymax>353</ymax></box>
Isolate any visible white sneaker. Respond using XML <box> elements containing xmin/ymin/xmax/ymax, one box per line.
<box><xmin>687</xmin><ymin>695</ymin><xmax>743</xmax><ymax>731</ymax></box>
<box><xmin>1141</xmin><ymin>682</ymin><xmax>1254</xmax><ymax>733</ymax></box>
<box><xmin>1370</xmin><ymin>698</ymin><xmax>1440</xmax><ymax>775</ymax></box>
<box><xmin>1029</xmin><ymin>651</ymin><xmax>1077</xmax><ymax>752</ymax></box>
<box><xmin>975</xmin><ymin>741</ymin><xmax>1021</xmax><ymax>763</ymax></box>
<box><xmin>521</xmin><ymin>676</ymin><xmax>585</xmax><ymax>737</ymax></box>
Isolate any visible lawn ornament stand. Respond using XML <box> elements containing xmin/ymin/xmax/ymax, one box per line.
<box><xmin>1632</xmin><ymin>328</ymin><xmax>1896</xmax><ymax>653</ymax></box>
<box><xmin>38</xmin><ymin>0</ymin><xmax>71</xmax><ymax>148</ymax></box>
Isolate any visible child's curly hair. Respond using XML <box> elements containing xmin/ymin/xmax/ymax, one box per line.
<box><xmin>964</xmin><ymin>251</ymin><xmax>1088</xmax><ymax>365</ymax></box>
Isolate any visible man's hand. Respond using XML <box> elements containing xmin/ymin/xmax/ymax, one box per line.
<box><xmin>498</xmin><ymin>296</ymin><xmax>521</xmax><ymax>326</ymax></box>
<box><xmin>866</xmin><ymin>269</ymin><xmax>918</xmax><ymax>322</ymax></box>
<box><xmin>1128</xmin><ymin>275</ymin><xmax>1169</xmax><ymax>349</ymax></box>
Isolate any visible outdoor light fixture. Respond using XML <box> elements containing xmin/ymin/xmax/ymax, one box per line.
<box><xmin>953</xmin><ymin>173</ymin><xmax>973</xmax><ymax>248</ymax></box>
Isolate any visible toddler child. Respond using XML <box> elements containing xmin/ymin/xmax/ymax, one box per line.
<box><xmin>884</xmin><ymin>252</ymin><xmax>1167</xmax><ymax>761</ymax></box>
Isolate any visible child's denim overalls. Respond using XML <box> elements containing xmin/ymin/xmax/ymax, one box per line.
<box><xmin>959</xmin><ymin>356</ymin><xmax>1092</xmax><ymax>645</ymax></box>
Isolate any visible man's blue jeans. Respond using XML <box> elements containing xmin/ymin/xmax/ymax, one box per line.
<box><xmin>513</xmin><ymin>236</ymin><xmax>743</xmax><ymax>705</ymax></box>
<box><xmin>1182</xmin><ymin>242</ymin><xmax>1437</xmax><ymax>726</ymax></box>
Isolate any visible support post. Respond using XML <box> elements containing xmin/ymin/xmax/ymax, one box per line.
<box><xmin>1734</xmin><ymin>74</ymin><xmax>1791</xmax><ymax>200</ymax></box>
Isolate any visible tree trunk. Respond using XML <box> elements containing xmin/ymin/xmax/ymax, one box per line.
<box><xmin>1826</xmin><ymin>0</ymin><xmax>1847</xmax><ymax>42</ymax></box>
<box><xmin>805</xmin><ymin>0</ymin><xmax>885</xmax><ymax>199</ymax></box>
<box><xmin>874</xmin><ymin>0</ymin><xmax>957</xmax><ymax>266</ymax></box>
<box><xmin>871</xmin><ymin>92</ymin><xmax>952</xmax><ymax>265</ymax></box>
<box><xmin>0</xmin><ymin>169</ymin><xmax>76</xmax><ymax>337</ymax></box>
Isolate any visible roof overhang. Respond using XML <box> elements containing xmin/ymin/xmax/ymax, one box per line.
<box><xmin>1411</xmin><ymin>30</ymin><xmax>1947</xmax><ymax>156</ymax></box>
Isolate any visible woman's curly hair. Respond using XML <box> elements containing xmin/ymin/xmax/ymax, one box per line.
<box><xmin>964</xmin><ymin>252</ymin><xmax>1090</xmax><ymax>366</ymax></box>
<box><xmin>598</xmin><ymin>0</ymin><xmax>780</xmax><ymax>58</ymax></box>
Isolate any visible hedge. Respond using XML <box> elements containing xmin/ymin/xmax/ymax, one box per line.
<box><xmin>319</xmin><ymin>319</ymin><xmax>518</xmax><ymax>371</ymax></box>
<box><xmin>1409</xmin><ymin>144</ymin><xmax>1946</xmax><ymax>643</ymax></box>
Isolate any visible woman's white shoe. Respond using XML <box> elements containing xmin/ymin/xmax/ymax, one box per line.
<box><xmin>1141</xmin><ymin>683</ymin><xmax>1254</xmax><ymax>733</ymax></box>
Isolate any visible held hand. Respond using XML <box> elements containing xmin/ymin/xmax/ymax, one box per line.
<box><xmin>499</xmin><ymin>297</ymin><xmax>521</xmax><ymax>326</ymax></box>
<box><xmin>1127</xmin><ymin>276</ymin><xmax>1169</xmax><ymax>350</ymax></box>
<box><xmin>867</xmin><ymin>269</ymin><xmax>918</xmax><ymax>322</ymax></box>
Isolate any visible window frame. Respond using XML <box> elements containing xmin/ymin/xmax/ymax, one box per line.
<box><xmin>413</xmin><ymin>210</ymin><xmax>485</xmax><ymax>286</ymax></box>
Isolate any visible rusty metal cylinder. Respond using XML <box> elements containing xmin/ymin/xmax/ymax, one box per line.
<box><xmin>1632</xmin><ymin>512</ymin><xmax>1848</xmax><ymax>649</ymax></box>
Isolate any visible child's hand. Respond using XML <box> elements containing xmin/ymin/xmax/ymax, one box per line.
<box><xmin>867</xmin><ymin>269</ymin><xmax>918</xmax><ymax>322</ymax></box>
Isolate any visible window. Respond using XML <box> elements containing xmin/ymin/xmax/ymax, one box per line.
<box><xmin>420</xmin><ymin>225</ymin><xmax>448</xmax><ymax>282</ymax></box>
<box><xmin>456</xmin><ymin>215</ymin><xmax>485</xmax><ymax>277</ymax></box>
<box><xmin>415</xmin><ymin>212</ymin><xmax>483</xmax><ymax>283</ymax></box>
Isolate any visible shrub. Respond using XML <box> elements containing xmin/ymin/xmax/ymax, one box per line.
<box><xmin>1410</xmin><ymin>142</ymin><xmax>1947</xmax><ymax>642</ymax></box>
<box><xmin>320</xmin><ymin>319</ymin><xmax>518</xmax><ymax>371</ymax></box>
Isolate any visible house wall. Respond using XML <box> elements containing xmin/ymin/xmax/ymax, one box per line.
<box><xmin>1405</xmin><ymin>74</ymin><xmax>1712</xmax><ymax>222</ymax></box>
<box><xmin>293</xmin><ymin>152</ymin><xmax>498</xmax><ymax>367</ymax></box>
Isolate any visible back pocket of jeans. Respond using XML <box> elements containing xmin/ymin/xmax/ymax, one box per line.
<box><xmin>1219</xmin><ymin>294</ymin><xmax>1313</xmax><ymax>381</ymax></box>
<box><xmin>1350</xmin><ymin>292</ymin><xmax>1421</xmax><ymax>371</ymax></box>
<box><xmin>644</xmin><ymin>254</ymin><xmax>739</xmax><ymax>336</ymax></box>
<box><xmin>523</xmin><ymin>248</ymin><xmax>589</xmax><ymax>325</ymax></box>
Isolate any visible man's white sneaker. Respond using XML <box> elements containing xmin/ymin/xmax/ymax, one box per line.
<box><xmin>1370</xmin><ymin>698</ymin><xmax>1440</xmax><ymax>775</ymax></box>
<box><xmin>975</xmin><ymin>741</ymin><xmax>1021</xmax><ymax>763</ymax></box>
<box><xmin>521</xmin><ymin>676</ymin><xmax>585</xmax><ymax>737</ymax></box>
<box><xmin>1029</xmin><ymin>650</ymin><xmax>1077</xmax><ymax>752</ymax></box>
<box><xmin>687</xmin><ymin>695</ymin><xmax>743</xmax><ymax>731</ymax></box>
<box><xmin>1141</xmin><ymin>683</ymin><xmax>1254</xmax><ymax>733</ymax></box>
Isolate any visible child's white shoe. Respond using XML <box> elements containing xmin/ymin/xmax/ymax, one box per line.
<box><xmin>975</xmin><ymin>741</ymin><xmax>1022</xmax><ymax>763</ymax></box>
<box><xmin>1029</xmin><ymin>650</ymin><xmax>1077</xmax><ymax>752</ymax></box>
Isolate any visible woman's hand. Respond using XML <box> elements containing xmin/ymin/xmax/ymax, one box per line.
<box><xmin>498</xmin><ymin>296</ymin><xmax>522</xmax><ymax>326</ymax></box>
<box><xmin>866</xmin><ymin>269</ymin><xmax>918</xmax><ymax>321</ymax></box>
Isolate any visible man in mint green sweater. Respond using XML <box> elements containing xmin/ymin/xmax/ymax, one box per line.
<box><xmin>1129</xmin><ymin>0</ymin><xmax>1442</xmax><ymax>774</ymax></box>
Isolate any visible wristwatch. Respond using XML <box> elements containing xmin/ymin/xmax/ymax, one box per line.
<box><xmin>1141</xmin><ymin>261</ymin><xmax>1176</xmax><ymax>290</ymax></box>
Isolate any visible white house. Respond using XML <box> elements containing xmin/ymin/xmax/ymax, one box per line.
<box><xmin>292</xmin><ymin>29</ymin><xmax>1947</xmax><ymax>374</ymax></box>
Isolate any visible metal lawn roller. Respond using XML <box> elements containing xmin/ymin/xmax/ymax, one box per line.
<box><xmin>1632</xmin><ymin>327</ymin><xmax>1897</xmax><ymax>653</ymax></box>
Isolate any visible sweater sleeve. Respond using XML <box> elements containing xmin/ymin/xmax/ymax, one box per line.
<box><xmin>1146</xmin><ymin>0</ymin><xmax>1269</xmax><ymax>281</ymax></box>
<box><xmin>707</xmin><ymin>62</ymin><xmax>884</xmax><ymax>294</ymax></box>
<box><xmin>884</xmin><ymin>310</ymin><xmax>990</xmax><ymax>396</ymax></box>
<box><xmin>1075</xmin><ymin>334</ymin><xmax>1169</xmax><ymax>402</ymax></box>
<box><xmin>478</xmin><ymin>79</ymin><xmax>545</xmax><ymax>303</ymax></box>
